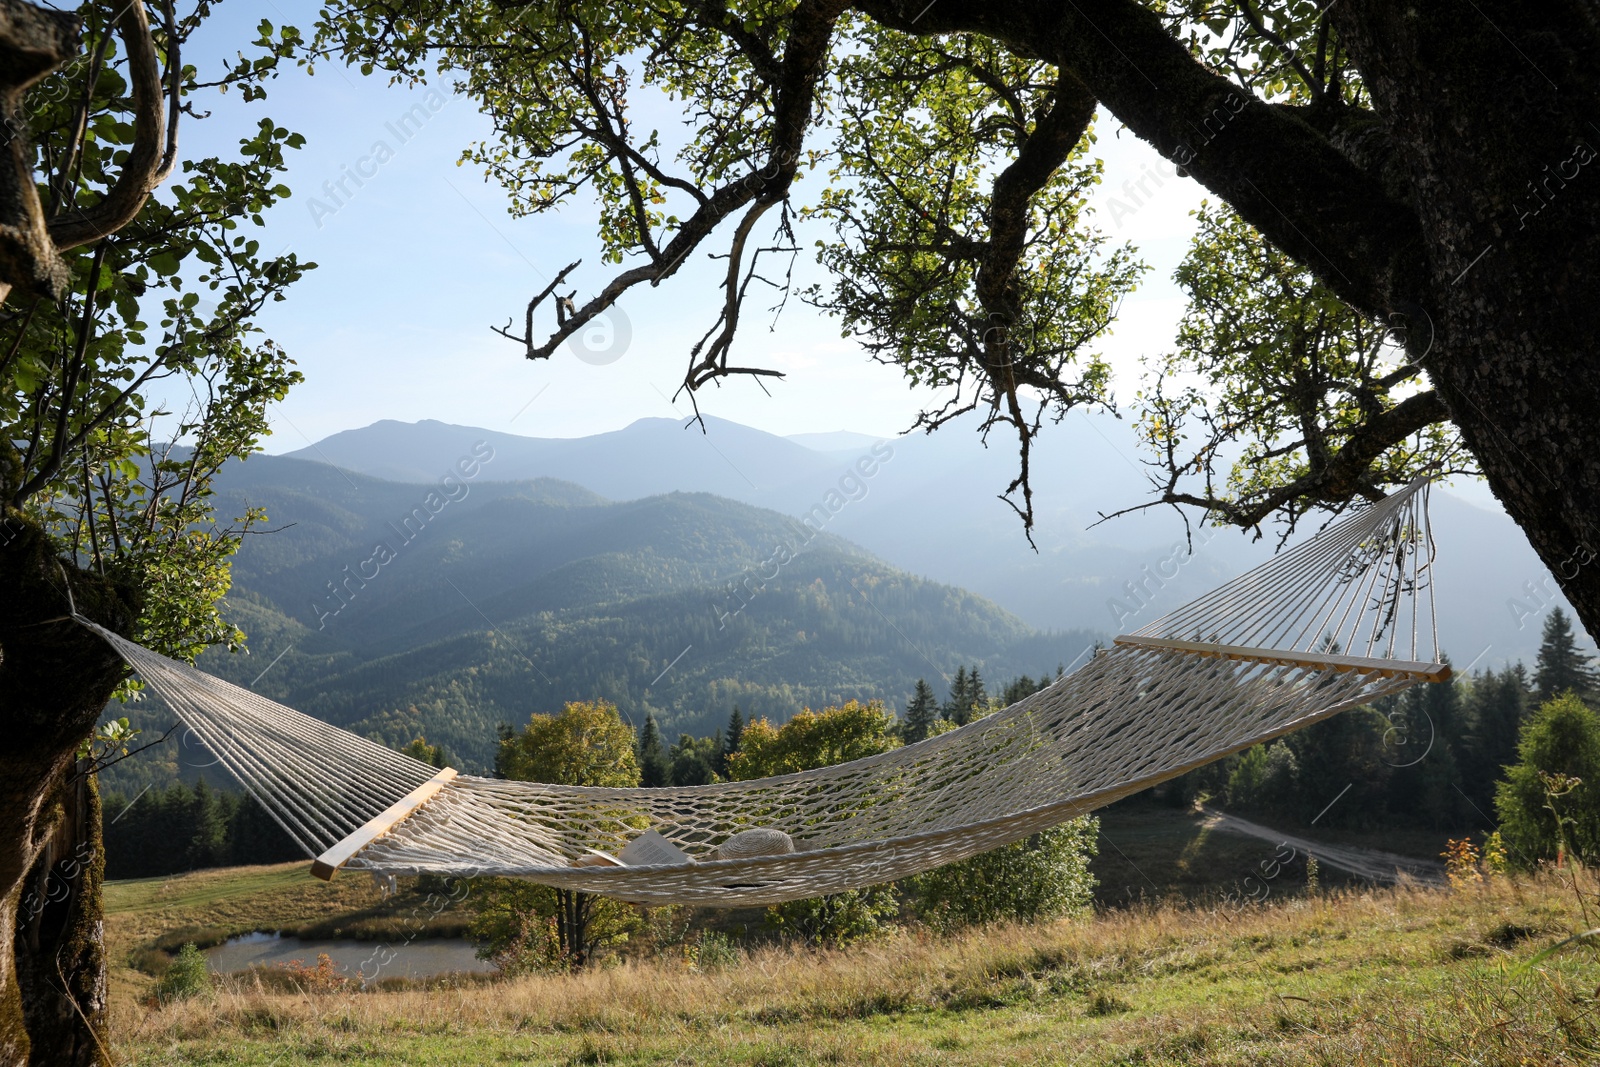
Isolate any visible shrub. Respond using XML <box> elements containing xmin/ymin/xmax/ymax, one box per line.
<box><xmin>1442</xmin><ymin>838</ymin><xmax>1483</xmax><ymax>889</ymax></box>
<box><xmin>689</xmin><ymin>930</ymin><xmax>743</xmax><ymax>971</ymax></box>
<box><xmin>262</xmin><ymin>953</ymin><xmax>353</xmax><ymax>993</ymax></box>
<box><xmin>764</xmin><ymin>887</ymin><xmax>900</xmax><ymax>947</ymax></box>
<box><xmin>155</xmin><ymin>942</ymin><xmax>212</xmax><ymax>1002</ymax></box>
<box><xmin>1494</xmin><ymin>692</ymin><xmax>1600</xmax><ymax>866</ymax></box>
<box><xmin>908</xmin><ymin>816</ymin><xmax>1099</xmax><ymax>931</ymax></box>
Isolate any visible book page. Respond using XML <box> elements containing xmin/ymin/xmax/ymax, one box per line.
<box><xmin>616</xmin><ymin>830</ymin><xmax>692</xmax><ymax>866</ymax></box>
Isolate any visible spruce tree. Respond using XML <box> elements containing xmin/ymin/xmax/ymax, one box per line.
<box><xmin>1533</xmin><ymin>608</ymin><xmax>1599</xmax><ymax>705</ymax></box>
<box><xmin>186</xmin><ymin>778</ymin><xmax>229</xmax><ymax>869</ymax></box>
<box><xmin>1414</xmin><ymin>668</ymin><xmax>1466</xmax><ymax>828</ymax></box>
<box><xmin>638</xmin><ymin>712</ymin><xmax>670</xmax><ymax>787</ymax></box>
<box><xmin>903</xmin><ymin>679</ymin><xmax>940</xmax><ymax>744</ymax></box>
<box><xmin>944</xmin><ymin>666</ymin><xmax>969</xmax><ymax>724</ymax></box>
<box><xmin>492</xmin><ymin>722</ymin><xmax>515</xmax><ymax>779</ymax></box>
<box><xmin>934</xmin><ymin>668</ymin><xmax>960</xmax><ymax>726</ymax></box>
<box><xmin>722</xmin><ymin>706</ymin><xmax>745</xmax><ymax>772</ymax></box>
<box><xmin>967</xmin><ymin>666</ymin><xmax>986</xmax><ymax>718</ymax></box>
<box><xmin>1460</xmin><ymin>665</ymin><xmax>1531</xmax><ymax>814</ymax></box>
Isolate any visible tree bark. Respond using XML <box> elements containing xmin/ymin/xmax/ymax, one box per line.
<box><xmin>0</xmin><ymin>0</ymin><xmax>80</xmax><ymax>303</ymax></box>
<box><xmin>0</xmin><ymin>518</ymin><xmax>136</xmax><ymax>1067</ymax></box>
<box><xmin>15</xmin><ymin>772</ymin><xmax>106</xmax><ymax>1067</ymax></box>
<box><xmin>1330</xmin><ymin>2</ymin><xmax>1600</xmax><ymax>643</ymax></box>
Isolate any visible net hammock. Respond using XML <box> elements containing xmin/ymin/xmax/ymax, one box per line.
<box><xmin>79</xmin><ymin>479</ymin><xmax>1447</xmax><ymax>906</ymax></box>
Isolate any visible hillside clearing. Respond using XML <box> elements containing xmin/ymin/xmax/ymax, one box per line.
<box><xmin>110</xmin><ymin>869</ymin><xmax>1599</xmax><ymax>1065</ymax></box>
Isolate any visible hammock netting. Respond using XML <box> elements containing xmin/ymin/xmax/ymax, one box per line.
<box><xmin>81</xmin><ymin>480</ymin><xmax>1446</xmax><ymax>905</ymax></box>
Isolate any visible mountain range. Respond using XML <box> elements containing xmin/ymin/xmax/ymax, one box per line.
<box><xmin>102</xmin><ymin>412</ymin><xmax>1576</xmax><ymax>797</ymax></box>
<box><xmin>287</xmin><ymin>412</ymin><xmax>1577</xmax><ymax>669</ymax></box>
<box><xmin>102</xmin><ymin>441</ymin><xmax>1094</xmax><ymax>795</ymax></box>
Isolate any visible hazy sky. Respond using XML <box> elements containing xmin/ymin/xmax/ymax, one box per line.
<box><xmin>173</xmin><ymin>2</ymin><xmax>1206</xmax><ymax>454</ymax></box>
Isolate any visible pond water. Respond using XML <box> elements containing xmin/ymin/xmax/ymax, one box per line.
<box><xmin>205</xmin><ymin>931</ymin><xmax>493</xmax><ymax>981</ymax></box>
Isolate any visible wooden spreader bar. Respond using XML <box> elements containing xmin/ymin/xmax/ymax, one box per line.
<box><xmin>312</xmin><ymin>768</ymin><xmax>458</xmax><ymax>880</ymax></box>
<box><xmin>1113</xmin><ymin>635</ymin><xmax>1452</xmax><ymax>683</ymax></box>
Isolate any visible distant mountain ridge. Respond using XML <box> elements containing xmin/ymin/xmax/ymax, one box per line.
<box><xmin>101</xmin><ymin>447</ymin><xmax>1096</xmax><ymax>798</ymax></box>
<box><xmin>282</xmin><ymin>414</ymin><xmax>1581</xmax><ymax>668</ymax></box>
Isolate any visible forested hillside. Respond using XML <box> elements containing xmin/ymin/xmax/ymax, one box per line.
<box><xmin>100</xmin><ymin>452</ymin><xmax>1094</xmax><ymax>797</ymax></box>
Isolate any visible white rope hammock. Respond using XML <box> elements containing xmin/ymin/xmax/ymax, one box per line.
<box><xmin>80</xmin><ymin>480</ymin><xmax>1448</xmax><ymax>906</ymax></box>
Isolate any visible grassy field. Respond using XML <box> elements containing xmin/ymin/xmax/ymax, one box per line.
<box><xmin>101</xmin><ymin>805</ymin><xmax>1598</xmax><ymax>1065</ymax></box>
<box><xmin>111</xmin><ymin>874</ymin><xmax>1599</xmax><ymax>1065</ymax></box>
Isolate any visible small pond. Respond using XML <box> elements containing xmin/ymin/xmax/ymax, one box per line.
<box><xmin>205</xmin><ymin>931</ymin><xmax>493</xmax><ymax>981</ymax></box>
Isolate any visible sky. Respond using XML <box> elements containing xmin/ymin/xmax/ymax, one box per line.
<box><xmin>170</xmin><ymin>1</ymin><xmax>1206</xmax><ymax>455</ymax></box>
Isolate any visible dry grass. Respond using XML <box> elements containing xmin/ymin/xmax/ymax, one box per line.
<box><xmin>111</xmin><ymin>872</ymin><xmax>1600</xmax><ymax>1065</ymax></box>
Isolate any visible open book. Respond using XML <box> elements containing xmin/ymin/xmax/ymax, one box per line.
<box><xmin>572</xmin><ymin>830</ymin><xmax>693</xmax><ymax>868</ymax></box>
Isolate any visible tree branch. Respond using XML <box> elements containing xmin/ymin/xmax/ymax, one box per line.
<box><xmin>0</xmin><ymin>0</ymin><xmax>81</xmax><ymax>301</ymax></box>
<box><xmin>47</xmin><ymin>0</ymin><xmax>172</xmax><ymax>251</ymax></box>
<box><xmin>852</xmin><ymin>0</ymin><xmax>1426</xmax><ymax>316</ymax></box>
<box><xmin>1120</xmin><ymin>386</ymin><xmax>1452</xmax><ymax>533</ymax></box>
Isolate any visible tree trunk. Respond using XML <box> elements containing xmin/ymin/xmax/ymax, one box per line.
<box><xmin>14</xmin><ymin>771</ymin><xmax>106</xmax><ymax>1067</ymax></box>
<box><xmin>551</xmin><ymin>889</ymin><xmax>597</xmax><ymax>969</ymax></box>
<box><xmin>0</xmin><ymin>518</ymin><xmax>136</xmax><ymax>1067</ymax></box>
<box><xmin>1331</xmin><ymin>3</ymin><xmax>1600</xmax><ymax>646</ymax></box>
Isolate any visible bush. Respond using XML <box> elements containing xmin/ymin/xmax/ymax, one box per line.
<box><xmin>689</xmin><ymin>930</ymin><xmax>743</xmax><ymax>971</ymax></box>
<box><xmin>1495</xmin><ymin>693</ymin><xmax>1600</xmax><ymax>866</ymax></box>
<box><xmin>155</xmin><ymin>942</ymin><xmax>212</xmax><ymax>1002</ymax></box>
<box><xmin>908</xmin><ymin>816</ymin><xmax>1099</xmax><ymax>931</ymax></box>
<box><xmin>1225</xmin><ymin>742</ymin><xmax>1299</xmax><ymax>810</ymax></box>
<box><xmin>468</xmin><ymin>877</ymin><xmax>640</xmax><ymax>974</ymax></box>
<box><xmin>764</xmin><ymin>887</ymin><xmax>900</xmax><ymax>947</ymax></box>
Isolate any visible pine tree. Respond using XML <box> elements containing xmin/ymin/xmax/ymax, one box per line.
<box><xmin>1533</xmin><ymin>608</ymin><xmax>1599</xmax><ymax>704</ymax></box>
<box><xmin>721</xmin><ymin>706</ymin><xmax>745</xmax><ymax>773</ymax></box>
<box><xmin>492</xmin><ymin>722</ymin><xmax>515</xmax><ymax>779</ymax></box>
<box><xmin>186</xmin><ymin>778</ymin><xmax>229</xmax><ymax>869</ymax></box>
<box><xmin>934</xmin><ymin>668</ymin><xmax>960</xmax><ymax>726</ymax></box>
<box><xmin>944</xmin><ymin>666</ymin><xmax>988</xmax><ymax>726</ymax></box>
<box><xmin>967</xmin><ymin>666</ymin><xmax>985</xmax><ymax>717</ymax></box>
<box><xmin>903</xmin><ymin>679</ymin><xmax>940</xmax><ymax>744</ymax></box>
<box><xmin>637</xmin><ymin>712</ymin><xmax>670</xmax><ymax>787</ymax></box>
<box><xmin>1002</xmin><ymin>671</ymin><xmax>1055</xmax><ymax>705</ymax></box>
<box><xmin>1414</xmin><ymin>668</ymin><xmax>1466</xmax><ymax>828</ymax></box>
<box><xmin>1460</xmin><ymin>665</ymin><xmax>1532</xmax><ymax>814</ymax></box>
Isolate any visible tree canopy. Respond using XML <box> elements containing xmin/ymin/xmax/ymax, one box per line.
<box><xmin>499</xmin><ymin>699</ymin><xmax>641</xmax><ymax>787</ymax></box>
<box><xmin>729</xmin><ymin>699</ymin><xmax>900</xmax><ymax>779</ymax></box>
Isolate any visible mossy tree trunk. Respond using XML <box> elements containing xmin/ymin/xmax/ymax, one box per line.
<box><xmin>0</xmin><ymin>519</ymin><xmax>136</xmax><ymax>1067</ymax></box>
<box><xmin>14</xmin><ymin>773</ymin><xmax>106</xmax><ymax>1067</ymax></box>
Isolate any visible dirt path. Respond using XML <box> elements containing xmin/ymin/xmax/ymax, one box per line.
<box><xmin>1197</xmin><ymin>808</ymin><xmax>1447</xmax><ymax>886</ymax></box>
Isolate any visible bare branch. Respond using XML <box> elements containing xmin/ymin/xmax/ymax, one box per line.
<box><xmin>492</xmin><ymin>259</ymin><xmax>581</xmax><ymax>357</ymax></box>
